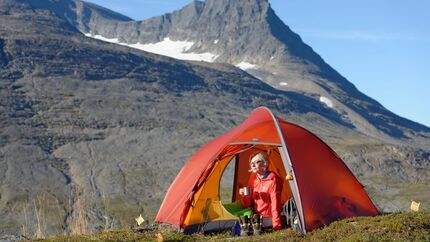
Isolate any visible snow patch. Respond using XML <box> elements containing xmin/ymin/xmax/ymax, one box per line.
<box><xmin>270</xmin><ymin>56</ymin><xmax>274</xmax><ymax>60</ymax></box>
<box><xmin>235</xmin><ymin>61</ymin><xmax>258</xmax><ymax>70</ymax></box>
<box><xmin>279</xmin><ymin>82</ymin><xmax>288</xmax><ymax>86</ymax></box>
<box><xmin>319</xmin><ymin>96</ymin><xmax>334</xmax><ymax>108</ymax></box>
<box><xmin>85</xmin><ymin>33</ymin><xmax>120</xmax><ymax>43</ymax></box>
<box><xmin>214</xmin><ymin>39</ymin><xmax>219</xmax><ymax>44</ymax></box>
<box><xmin>84</xmin><ymin>33</ymin><xmax>218</xmax><ymax>62</ymax></box>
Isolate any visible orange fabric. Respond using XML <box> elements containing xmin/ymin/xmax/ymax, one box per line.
<box><xmin>279</xmin><ymin>120</ymin><xmax>378</xmax><ymax>231</ymax></box>
<box><xmin>231</xmin><ymin>121</ymin><xmax>281</xmax><ymax>144</ymax></box>
<box><xmin>240</xmin><ymin>172</ymin><xmax>283</xmax><ymax>230</ymax></box>
<box><xmin>155</xmin><ymin>108</ymin><xmax>277</xmax><ymax>227</ymax></box>
<box><xmin>155</xmin><ymin>107</ymin><xmax>378</xmax><ymax>233</ymax></box>
<box><xmin>183</xmin><ymin>155</ymin><xmax>238</xmax><ymax>226</ymax></box>
<box><xmin>154</xmin><ymin>133</ymin><xmax>230</xmax><ymax>226</ymax></box>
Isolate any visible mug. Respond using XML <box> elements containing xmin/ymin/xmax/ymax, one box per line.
<box><xmin>242</xmin><ymin>186</ymin><xmax>250</xmax><ymax>196</ymax></box>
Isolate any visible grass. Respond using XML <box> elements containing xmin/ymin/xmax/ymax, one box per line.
<box><xmin>361</xmin><ymin>176</ymin><xmax>430</xmax><ymax>212</ymax></box>
<box><xmin>37</xmin><ymin>210</ymin><xmax>430</xmax><ymax>241</ymax></box>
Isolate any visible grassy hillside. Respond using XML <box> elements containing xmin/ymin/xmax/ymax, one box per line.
<box><xmin>38</xmin><ymin>210</ymin><xmax>429</xmax><ymax>241</ymax></box>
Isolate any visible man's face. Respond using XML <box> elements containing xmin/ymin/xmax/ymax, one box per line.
<box><xmin>250</xmin><ymin>156</ymin><xmax>266</xmax><ymax>174</ymax></box>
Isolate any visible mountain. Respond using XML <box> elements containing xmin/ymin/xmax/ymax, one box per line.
<box><xmin>77</xmin><ymin>0</ymin><xmax>430</xmax><ymax>144</ymax></box>
<box><xmin>0</xmin><ymin>0</ymin><xmax>429</xmax><ymax>239</ymax></box>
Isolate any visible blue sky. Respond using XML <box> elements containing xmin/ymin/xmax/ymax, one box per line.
<box><xmin>85</xmin><ymin>0</ymin><xmax>430</xmax><ymax>127</ymax></box>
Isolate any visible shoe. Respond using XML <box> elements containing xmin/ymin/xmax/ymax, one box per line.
<box><xmin>239</xmin><ymin>216</ymin><xmax>249</xmax><ymax>236</ymax></box>
<box><xmin>252</xmin><ymin>214</ymin><xmax>262</xmax><ymax>236</ymax></box>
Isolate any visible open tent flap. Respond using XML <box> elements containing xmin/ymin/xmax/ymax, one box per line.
<box><xmin>183</xmin><ymin>144</ymin><xmax>292</xmax><ymax>228</ymax></box>
<box><xmin>183</xmin><ymin>155</ymin><xmax>238</xmax><ymax>226</ymax></box>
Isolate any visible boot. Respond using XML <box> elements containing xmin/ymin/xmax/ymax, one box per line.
<box><xmin>239</xmin><ymin>216</ymin><xmax>250</xmax><ymax>236</ymax></box>
<box><xmin>252</xmin><ymin>214</ymin><xmax>262</xmax><ymax>236</ymax></box>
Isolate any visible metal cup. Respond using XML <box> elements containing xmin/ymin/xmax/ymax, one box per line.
<box><xmin>243</xmin><ymin>186</ymin><xmax>250</xmax><ymax>196</ymax></box>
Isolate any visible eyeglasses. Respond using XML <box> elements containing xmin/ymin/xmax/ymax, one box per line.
<box><xmin>251</xmin><ymin>160</ymin><xmax>263</xmax><ymax>166</ymax></box>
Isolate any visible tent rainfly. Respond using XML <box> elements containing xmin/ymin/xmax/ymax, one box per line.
<box><xmin>155</xmin><ymin>107</ymin><xmax>379</xmax><ymax>234</ymax></box>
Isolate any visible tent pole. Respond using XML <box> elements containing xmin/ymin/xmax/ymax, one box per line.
<box><xmin>264</xmin><ymin>107</ymin><xmax>307</xmax><ymax>234</ymax></box>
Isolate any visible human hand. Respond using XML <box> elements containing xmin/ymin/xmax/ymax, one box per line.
<box><xmin>239</xmin><ymin>187</ymin><xmax>250</xmax><ymax>196</ymax></box>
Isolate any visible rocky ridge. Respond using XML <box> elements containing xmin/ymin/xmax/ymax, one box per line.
<box><xmin>73</xmin><ymin>0</ymin><xmax>430</xmax><ymax>145</ymax></box>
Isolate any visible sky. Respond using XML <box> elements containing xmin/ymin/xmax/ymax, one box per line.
<box><xmin>84</xmin><ymin>0</ymin><xmax>430</xmax><ymax>128</ymax></box>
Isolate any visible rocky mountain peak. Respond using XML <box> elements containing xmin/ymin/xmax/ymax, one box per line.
<box><xmin>144</xmin><ymin>0</ymin><xmax>272</xmax><ymax>43</ymax></box>
<box><xmin>69</xmin><ymin>0</ymin><xmax>430</xmax><ymax>143</ymax></box>
<box><xmin>6</xmin><ymin>0</ymin><xmax>428</xmax><ymax>141</ymax></box>
<box><xmin>201</xmin><ymin>0</ymin><xmax>270</xmax><ymax>20</ymax></box>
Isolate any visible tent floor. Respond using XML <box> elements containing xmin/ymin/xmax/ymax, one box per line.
<box><xmin>184</xmin><ymin>220</ymin><xmax>237</xmax><ymax>234</ymax></box>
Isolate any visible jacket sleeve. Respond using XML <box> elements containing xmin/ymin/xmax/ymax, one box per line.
<box><xmin>240</xmin><ymin>192</ymin><xmax>252</xmax><ymax>208</ymax></box>
<box><xmin>240</xmin><ymin>176</ymin><xmax>254</xmax><ymax>208</ymax></box>
<box><xmin>269</xmin><ymin>176</ymin><xmax>282</xmax><ymax>230</ymax></box>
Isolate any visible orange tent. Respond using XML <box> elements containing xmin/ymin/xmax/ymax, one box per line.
<box><xmin>155</xmin><ymin>107</ymin><xmax>378</xmax><ymax>233</ymax></box>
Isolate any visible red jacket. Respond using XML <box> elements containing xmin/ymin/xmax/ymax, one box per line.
<box><xmin>241</xmin><ymin>171</ymin><xmax>283</xmax><ymax>230</ymax></box>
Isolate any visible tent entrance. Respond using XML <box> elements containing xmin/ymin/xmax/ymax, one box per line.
<box><xmin>220</xmin><ymin>144</ymin><xmax>292</xmax><ymax>205</ymax></box>
<box><xmin>182</xmin><ymin>144</ymin><xmax>292</xmax><ymax>230</ymax></box>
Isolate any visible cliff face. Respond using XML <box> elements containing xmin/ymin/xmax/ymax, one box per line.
<box><xmin>75</xmin><ymin>0</ymin><xmax>430</xmax><ymax>144</ymax></box>
<box><xmin>0</xmin><ymin>0</ymin><xmax>429</xmax><ymax>238</ymax></box>
<box><xmin>11</xmin><ymin>0</ymin><xmax>430</xmax><ymax>142</ymax></box>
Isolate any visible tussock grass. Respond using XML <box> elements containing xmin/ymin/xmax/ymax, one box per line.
<box><xmin>39</xmin><ymin>210</ymin><xmax>430</xmax><ymax>241</ymax></box>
